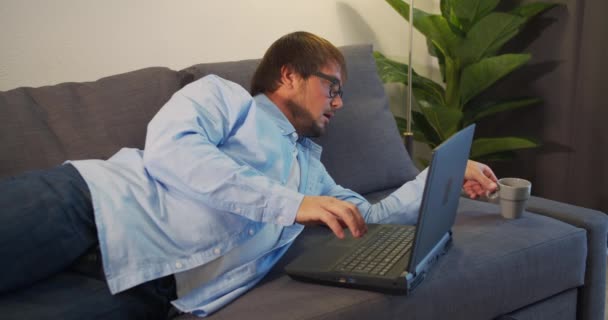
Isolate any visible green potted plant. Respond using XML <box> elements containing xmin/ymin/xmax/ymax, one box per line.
<box><xmin>375</xmin><ymin>0</ymin><xmax>557</xmax><ymax>164</ymax></box>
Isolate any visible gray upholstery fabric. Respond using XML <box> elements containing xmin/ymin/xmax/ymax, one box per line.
<box><xmin>500</xmin><ymin>289</ymin><xmax>578</xmax><ymax>320</ymax></box>
<box><xmin>176</xmin><ymin>198</ymin><xmax>586</xmax><ymax>320</ymax></box>
<box><xmin>178</xmin><ymin>58</ymin><xmax>260</xmax><ymax>91</ymax></box>
<box><xmin>526</xmin><ymin>196</ymin><xmax>608</xmax><ymax>320</ymax></box>
<box><xmin>178</xmin><ymin>45</ymin><xmax>419</xmax><ymax>195</ymax></box>
<box><xmin>0</xmin><ymin>67</ymin><xmax>181</xmax><ymax>179</ymax></box>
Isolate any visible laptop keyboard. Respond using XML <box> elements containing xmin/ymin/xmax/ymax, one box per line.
<box><xmin>333</xmin><ymin>225</ymin><xmax>415</xmax><ymax>276</ymax></box>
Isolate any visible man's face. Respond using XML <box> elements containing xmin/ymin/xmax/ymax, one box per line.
<box><xmin>286</xmin><ymin>64</ymin><xmax>344</xmax><ymax>137</ymax></box>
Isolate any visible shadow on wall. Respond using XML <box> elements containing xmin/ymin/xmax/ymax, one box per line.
<box><xmin>335</xmin><ymin>2</ymin><xmax>380</xmax><ymax>51</ymax></box>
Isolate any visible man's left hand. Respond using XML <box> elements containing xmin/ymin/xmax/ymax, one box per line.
<box><xmin>462</xmin><ymin>160</ymin><xmax>498</xmax><ymax>199</ymax></box>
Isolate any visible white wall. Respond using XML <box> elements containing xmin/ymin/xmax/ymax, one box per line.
<box><xmin>0</xmin><ymin>0</ymin><xmax>440</xmax><ymax>91</ymax></box>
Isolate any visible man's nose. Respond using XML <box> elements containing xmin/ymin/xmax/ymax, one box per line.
<box><xmin>331</xmin><ymin>95</ymin><xmax>343</xmax><ymax>110</ymax></box>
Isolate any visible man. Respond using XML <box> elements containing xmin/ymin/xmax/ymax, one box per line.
<box><xmin>0</xmin><ymin>31</ymin><xmax>497</xmax><ymax>319</ymax></box>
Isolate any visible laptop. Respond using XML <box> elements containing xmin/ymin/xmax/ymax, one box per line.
<box><xmin>284</xmin><ymin>124</ymin><xmax>475</xmax><ymax>294</ymax></box>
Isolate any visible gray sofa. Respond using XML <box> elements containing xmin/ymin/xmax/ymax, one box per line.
<box><xmin>0</xmin><ymin>44</ymin><xmax>606</xmax><ymax>320</ymax></box>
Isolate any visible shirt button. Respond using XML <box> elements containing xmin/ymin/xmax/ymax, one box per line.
<box><xmin>249</xmin><ymin>229</ymin><xmax>255</xmax><ymax>236</ymax></box>
<box><xmin>234</xmin><ymin>207</ymin><xmax>242</xmax><ymax>213</ymax></box>
<box><xmin>277</xmin><ymin>216</ymin><xmax>286</xmax><ymax>224</ymax></box>
<box><xmin>175</xmin><ymin>261</ymin><xmax>183</xmax><ymax>269</ymax></box>
<box><xmin>213</xmin><ymin>248</ymin><xmax>221</xmax><ymax>255</ymax></box>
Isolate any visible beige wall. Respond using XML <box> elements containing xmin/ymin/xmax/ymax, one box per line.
<box><xmin>0</xmin><ymin>0</ymin><xmax>440</xmax><ymax>91</ymax></box>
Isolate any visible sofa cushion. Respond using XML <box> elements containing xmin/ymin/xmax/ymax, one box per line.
<box><xmin>499</xmin><ymin>288</ymin><xmax>578</xmax><ymax>320</ymax></box>
<box><xmin>0</xmin><ymin>67</ymin><xmax>181</xmax><ymax>179</ymax></box>
<box><xmin>178</xmin><ymin>44</ymin><xmax>419</xmax><ymax>194</ymax></box>
<box><xmin>174</xmin><ymin>198</ymin><xmax>586</xmax><ymax>320</ymax></box>
<box><xmin>525</xmin><ymin>195</ymin><xmax>608</xmax><ymax>319</ymax></box>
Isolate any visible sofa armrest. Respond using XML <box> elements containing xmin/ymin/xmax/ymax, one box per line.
<box><xmin>525</xmin><ymin>196</ymin><xmax>608</xmax><ymax>320</ymax></box>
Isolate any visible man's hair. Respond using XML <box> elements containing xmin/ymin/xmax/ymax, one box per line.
<box><xmin>250</xmin><ymin>31</ymin><xmax>347</xmax><ymax>96</ymax></box>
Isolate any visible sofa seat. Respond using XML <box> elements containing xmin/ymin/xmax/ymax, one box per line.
<box><xmin>500</xmin><ymin>288</ymin><xmax>578</xmax><ymax>320</ymax></box>
<box><xmin>173</xmin><ymin>198</ymin><xmax>586</xmax><ymax>320</ymax></box>
<box><xmin>0</xmin><ymin>197</ymin><xmax>584</xmax><ymax>320</ymax></box>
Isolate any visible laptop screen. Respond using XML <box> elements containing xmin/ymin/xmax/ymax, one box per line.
<box><xmin>407</xmin><ymin>124</ymin><xmax>474</xmax><ymax>272</ymax></box>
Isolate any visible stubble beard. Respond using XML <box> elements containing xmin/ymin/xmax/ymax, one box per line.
<box><xmin>285</xmin><ymin>99</ymin><xmax>325</xmax><ymax>138</ymax></box>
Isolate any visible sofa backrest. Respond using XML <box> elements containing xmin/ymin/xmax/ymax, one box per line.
<box><xmin>0</xmin><ymin>44</ymin><xmax>418</xmax><ymax>195</ymax></box>
<box><xmin>0</xmin><ymin>67</ymin><xmax>181</xmax><ymax>178</ymax></box>
<box><xmin>179</xmin><ymin>44</ymin><xmax>419</xmax><ymax>194</ymax></box>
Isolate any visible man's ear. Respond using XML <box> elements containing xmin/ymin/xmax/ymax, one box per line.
<box><xmin>279</xmin><ymin>65</ymin><xmax>300</xmax><ymax>90</ymax></box>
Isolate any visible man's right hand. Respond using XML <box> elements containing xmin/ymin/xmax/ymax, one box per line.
<box><xmin>295</xmin><ymin>196</ymin><xmax>367</xmax><ymax>239</ymax></box>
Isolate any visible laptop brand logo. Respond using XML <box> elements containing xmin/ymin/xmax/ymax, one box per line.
<box><xmin>442</xmin><ymin>178</ymin><xmax>453</xmax><ymax>205</ymax></box>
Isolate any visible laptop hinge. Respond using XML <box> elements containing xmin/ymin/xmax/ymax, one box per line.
<box><xmin>413</xmin><ymin>231</ymin><xmax>451</xmax><ymax>275</ymax></box>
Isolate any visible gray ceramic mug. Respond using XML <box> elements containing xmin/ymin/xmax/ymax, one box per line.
<box><xmin>489</xmin><ymin>178</ymin><xmax>532</xmax><ymax>219</ymax></box>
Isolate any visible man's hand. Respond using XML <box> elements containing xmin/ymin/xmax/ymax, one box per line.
<box><xmin>463</xmin><ymin>160</ymin><xmax>498</xmax><ymax>199</ymax></box>
<box><xmin>296</xmin><ymin>196</ymin><xmax>367</xmax><ymax>239</ymax></box>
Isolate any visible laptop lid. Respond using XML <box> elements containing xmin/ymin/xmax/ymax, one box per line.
<box><xmin>407</xmin><ymin>124</ymin><xmax>475</xmax><ymax>273</ymax></box>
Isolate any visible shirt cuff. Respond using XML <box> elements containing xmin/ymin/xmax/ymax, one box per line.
<box><xmin>265</xmin><ymin>187</ymin><xmax>304</xmax><ymax>226</ymax></box>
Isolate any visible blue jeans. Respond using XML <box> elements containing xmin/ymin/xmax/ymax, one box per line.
<box><xmin>0</xmin><ymin>164</ymin><xmax>176</xmax><ymax>319</ymax></box>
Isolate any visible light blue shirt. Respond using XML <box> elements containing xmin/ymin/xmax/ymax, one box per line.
<box><xmin>71</xmin><ymin>75</ymin><xmax>427</xmax><ymax>316</ymax></box>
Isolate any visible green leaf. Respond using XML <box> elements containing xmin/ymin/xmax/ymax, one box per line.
<box><xmin>450</xmin><ymin>0</ymin><xmax>500</xmax><ymax>31</ymax></box>
<box><xmin>427</xmin><ymin>38</ymin><xmax>447</xmax><ymax>81</ymax></box>
<box><xmin>511</xmin><ymin>2</ymin><xmax>558</xmax><ymax>22</ymax></box>
<box><xmin>416</xmin><ymin>14</ymin><xmax>463</xmax><ymax>58</ymax></box>
<box><xmin>413</xmin><ymin>88</ymin><xmax>443</xmax><ymax>107</ymax></box>
<box><xmin>440</xmin><ymin>0</ymin><xmax>467</xmax><ymax>36</ymax></box>
<box><xmin>427</xmin><ymin>37</ymin><xmax>440</xmax><ymax>58</ymax></box>
<box><xmin>394</xmin><ymin>116</ymin><xmax>408</xmax><ymax>135</ymax></box>
<box><xmin>385</xmin><ymin>0</ymin><xmax>431</xmax><ymax>23</ymax></box>
<box><xmin>458</xmin><ymin>13</ymin><xmax>526</xmax><ymax>65</ymax></box>
<box><xmin>394</xmin><ymin>115</ymin><xmax>407</xmax><ymax>126</ymax></box>
<box><xmin>412</xmin><ymin>111</ymin><xmax>442</xmax><ymax>147</ymax></box>
<box><xmin>440</xmin><ymin>0</ymin><xmax>454</xmax><ymax>24</ymax></box>
<box><xmin>471</xmin><ymin>137</ymin><xmax>539</xmax><ymax>158</ymax></box>
<box><xmin>460</xmin><ymin>53</ymin><xmax>531</xmax><ymax>106</ymax></box>
<box><xmin>415</xmin><ymin>78</ymin><xmax>447</xmax><ymax>106</ymax></box>
<box><xmin>418</xmin><ymin>101</ymin><xmax>463</xmax><ymax>140</ymax></box>
<box><xmin>464</xmin><ymin>97</ymin><xmax>541</xmax><ymax>124</ymax></box>
<box><xmin>373</xmin><ymin>51</ymin><xmax>408</xmax><ymax>83</ymax></box>
<box><xmin>444</xmin><ymin>56</ymin><xmax>461</xmax><ymax>108</ymax></box>
<box><xmin>373</xmin><ymin>51</ymin><xmax>446</xmax><ymax>105</ymax></box>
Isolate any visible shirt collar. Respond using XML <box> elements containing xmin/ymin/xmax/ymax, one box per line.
<box><xmin>254</xmin><ymin>93</ymin><xmax>297</xmax><ymax>137</ymax></box>
<box><xmin>253</xmin><ymin>93</ymin><xmax>322</xmax><ymax>153</ymax></box>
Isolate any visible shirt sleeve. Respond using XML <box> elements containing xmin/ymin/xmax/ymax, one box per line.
<box><xmin>320</xmin><ymin>166</ymin><xmax>429</xmax><ymax>225</ymax></box>
<box><xmin>143</xmin><ymin>75</ymin><xmax>303</xmax><ymax>226</ymax></box>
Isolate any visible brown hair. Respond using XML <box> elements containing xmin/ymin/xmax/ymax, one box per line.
<box><xmin>250</xmin><ymin>31</ymin><xmax>347</xmax><ymax>96</ymax></box>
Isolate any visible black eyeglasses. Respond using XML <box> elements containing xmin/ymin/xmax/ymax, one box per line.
<box><xmin>312</xmin><ymin>71</ymin><xmax>343</xmax><ymax>99</ymax></box>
